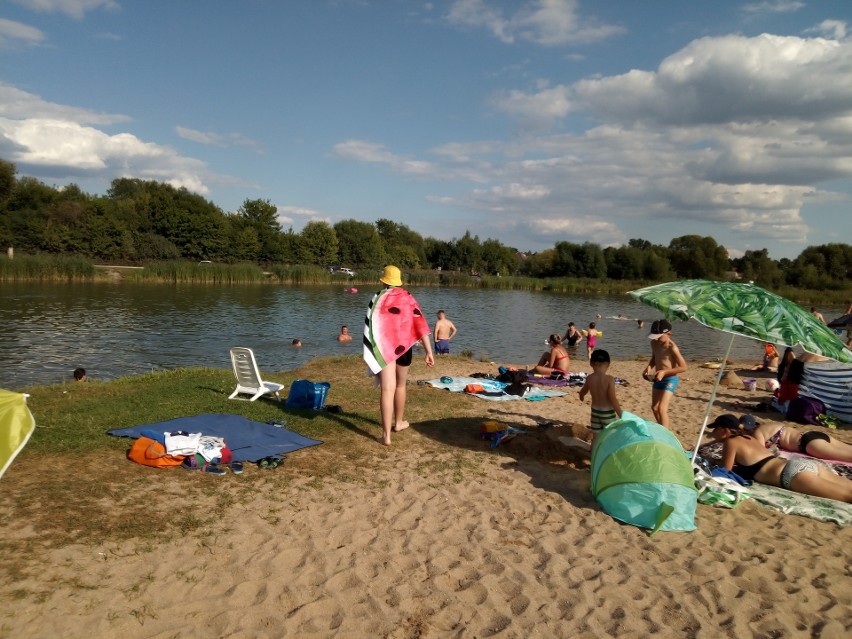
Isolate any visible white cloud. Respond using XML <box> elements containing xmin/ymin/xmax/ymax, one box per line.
<box><xmin>741</xmin><ymin>1</ymin><xmax>805</xmax><ymax>14</ymax></box>
<box><xmin>333</xmin><ymin>139</ymin><xmax>487</xmax><ymax>181</ymax></box>
<box><xmin>808</xmin><ymin>19</ymin><xmax>848</xmax><ymax>41</ymax></box>
<box><xmin>0</xmin><ymin>18</ymin><xmax>45</xmax><ymax>47</ymax></box>
<box><xmin>0</xmin><ymin>84</ymin><xmax>232</xmax><ymax>196</ymax></box>
<box><xmin>0</xmin><ymin>82</ymin><xmax>129</xmax><ymax>125</ymax></box>
<box><xmin>175</xmin><ymin>126</ymin><xmax>264</xmax><ymax>153</ymax></box>
<box><xmin>491</xmin><ymin>84</ymin><xmax>573</xmax><ymax>127</ymax></box>
<box><xmin>11</xmin><ymin>0</ymin><xmax>120</xmax><ymax>20</ymax></box>
<box><xmin>570</xmin><ymin>34</ymin><xmax>852</xmax><ymax>126</ymax></box>
<box><xmin>446</xmin><ymin>0</ymin><xmax>623</xmax><ymax>46</ymax></box>
<box><xmin>0</xmin><ymin>116</ymin><xmax>211</xmax><ymax>193</ymax></box>
<box><xmin>275</xmin><ymin>205</ymin><xmax>328</xmax><ymax>229</ymax></box>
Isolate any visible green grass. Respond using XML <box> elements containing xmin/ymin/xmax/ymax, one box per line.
<box><xmin>3</xmin><ymin>254</ymin><xmax>851</xmax><ymax>301</ymax></box>
<box><xmin>4</xmin><ymin>355</ymin><xmax>489</xmax><ymax>556</ymax></box>
<box><xmin>0</xmin><ymin>254</ymin><xmax>95</xmax><ymax>280</ymax></box>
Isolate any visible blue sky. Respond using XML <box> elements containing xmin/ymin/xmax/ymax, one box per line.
<box><xmin>1</xmin><ymin>0</ymin><xmax>851</xmax><ymax>260</ymax></box>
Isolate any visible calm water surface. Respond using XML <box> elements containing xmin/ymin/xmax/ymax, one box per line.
<box><xmin>0</xmin><ymin>282</ymin><xmax>847</xmax><ymax>390</ymax></box>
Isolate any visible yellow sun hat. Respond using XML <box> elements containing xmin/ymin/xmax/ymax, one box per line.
<box><xmin>379</xmin><ymin>265</ymin><xmax>402</xmax><ymax>287</ymax></box>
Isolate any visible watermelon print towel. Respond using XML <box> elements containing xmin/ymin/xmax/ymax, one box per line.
<box><xmin>363</xmin><ymin>287</ymin><xmax>431</xmax><ymax>374</ymax></box>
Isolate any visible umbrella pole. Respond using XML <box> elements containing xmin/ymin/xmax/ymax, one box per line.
<box><xmin>691</xmin><ymin>333</ymin><xmax>736</xmax><ymax>464</ymax></box>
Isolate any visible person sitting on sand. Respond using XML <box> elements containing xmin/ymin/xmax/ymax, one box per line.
<box><xmin>751</xmin><ymin>342</ymin><xmax>779</xmax><ymax>372</ymax></box>
<box><xmin>775</xmin><ymin>347</ymin><xmax>801</xmax><ymax>404</ymax></box>
<box><xmin>579</xmin><ymin>349</ymin><xmax>622</xmax><ymax>443</ymax></box>
<box><xmin>531</xmin><ymin>334</ymin><xmax>570</xmax><ymax>377</ymax></box>
<box><xmin>707</xmin><ymin>414</ymin><xmax>852</xmax><ymax>503</ymax></box>
<box><xmin>73</xmin><ymin>368</ymin><xmax>87</xmax><ymax>382</ymax></box>
<box><xmin>739</xmin><ymin>415</ymin><xmax>852</xmax><ymax>463</ymax></box>
<box><xmin>337</xmin><ymin>325</ymin><xmax>352</xmax><ymax>342</ymax></box>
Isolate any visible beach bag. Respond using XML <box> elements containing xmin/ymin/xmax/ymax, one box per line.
<box><xmin>497</xmin><ymin>369</ymin><xmax>526</xmax><ymax>384</ymax></box>
<box><xmin>127</xmin><ymin>436</ymin><xmax>185</xmax><ymax>468</ymax></box>
<box><xmin>285</xmin><ymin>379</ymin><xmax>331</xmax><ymax>410</ymax></box>
<box><xmin>786</xmin><ymin>396</ymin><xmax>825</xmax><ymax>425</ymax></box>
<box><xmin>464</xmin><ymin>384</ymin><xmax>486</xmax><ymax>394</ymax></box>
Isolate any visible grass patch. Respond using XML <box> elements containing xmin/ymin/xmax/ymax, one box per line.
<box><xmin>2</xmin><ymin>355</ymin><xmax>488</xmax><ymax>562</ymax></box>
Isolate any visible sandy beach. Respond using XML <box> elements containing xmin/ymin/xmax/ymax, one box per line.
<box><xmin>1</xmin><ymin>356</ymin><xmax>851</xmax><ymax>638</ymax></box>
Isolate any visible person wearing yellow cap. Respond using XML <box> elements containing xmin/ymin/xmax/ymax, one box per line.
<box><xmin>364</xmin><ymin>265</ymin><xmax>434</xmax><ymax>445</ymax></box>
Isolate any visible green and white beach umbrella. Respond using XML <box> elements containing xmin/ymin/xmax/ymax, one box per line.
<box><xmin>629</xmin><ymin>279</ymin><xmax>852</xmax><ymax>363</ymax></box>
<box><xmin>628</xmin><ymin>279</ymin><xmax>852</xmax><ymax>461</ymax></box>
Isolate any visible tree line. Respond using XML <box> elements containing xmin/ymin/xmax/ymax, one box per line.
<box><xmin>0</xmin><ymin>160</ymin><xmax>850</xmax><ymax>289</ymax></box>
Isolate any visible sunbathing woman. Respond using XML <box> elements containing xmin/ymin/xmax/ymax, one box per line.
<box><xmin>708</xmin><ymin>414</ymin><xmax>852</xmax><ymax>503</ymax></box>
<box><xmin>743</xmin><ymin>418</ymin><xmax>852</xmax><ymax>463</ymax></box>
<box><xmin>531</xmin><ymin>334</ymin><xmax>570</xmax><ymax>377</ymax></box>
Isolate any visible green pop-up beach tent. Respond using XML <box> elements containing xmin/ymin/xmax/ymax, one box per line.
<box><xmin>0</xmin><ymin>389</ymin><xmax>35</xmax><ymax>481</ymax></box>
<box><xmin>590</xmin><ymin>411</ymin><xmax>697</xmax><ymax>534</ymax></box>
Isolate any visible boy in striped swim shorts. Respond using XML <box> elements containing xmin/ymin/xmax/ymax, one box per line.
<box><xmin>579</xmin><ymin>349</ymin><xmax>623</xmax><ymax>443</ymax></box>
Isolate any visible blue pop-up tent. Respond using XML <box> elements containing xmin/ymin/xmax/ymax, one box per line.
<box><xmin>590</xmin><ymin>411</ymin><xmax>697</xmax><ymax>534</ymax></box>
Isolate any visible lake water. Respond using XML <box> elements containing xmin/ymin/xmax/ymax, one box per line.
<box><xmin>1</xmin><ymin>282</ymin><xmax>847</xmax><ymax>390</ymax></box>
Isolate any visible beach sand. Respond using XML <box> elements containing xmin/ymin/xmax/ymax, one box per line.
<box><xmin>1</xmin><ymin>357</ymin><xmax>851</xmax><ymax>638</ymax></box>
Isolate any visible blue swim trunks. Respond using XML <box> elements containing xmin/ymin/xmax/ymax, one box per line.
<box><xmin>652</xmin><ymin>376</ymin><xmax>679</xmax><ymax>393</ymax></box>
<box><xmin>436</xmin><ymin>339</ymin><xmax>450</xmax><ymax>354</ymax></box>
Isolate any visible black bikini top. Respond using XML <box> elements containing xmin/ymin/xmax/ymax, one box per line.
<box><xmin>733</xmin><ymin>455</ymin><xmax>776</xmax><ymax>481</ymax></box>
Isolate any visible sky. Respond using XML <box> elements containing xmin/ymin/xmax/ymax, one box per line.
<box><xmin>1</xmin><ymin>0</ymin><xmax>851</xmax><ymax>260</ymax></box>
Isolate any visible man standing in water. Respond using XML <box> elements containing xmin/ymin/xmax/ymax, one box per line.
<box><xmin>642</xmin><ymin>319</ymin><xmax>687</xmax><ymax>428</ymax></box>
<box><xmin>433</xmin><ymin>310</ymin><xmax>458</xmax><ymax>354</ymax></box>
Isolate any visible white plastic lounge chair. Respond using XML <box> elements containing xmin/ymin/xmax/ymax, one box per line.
<box><xmin>228</xmin><ymin>347</ymin><xmax>284</xmax><ymax>401</ymax></box>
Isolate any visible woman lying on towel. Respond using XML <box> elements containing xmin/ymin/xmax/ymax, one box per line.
<box><xmin>708</xmin><ymin>414</ymin><xmax>852</xmax><ymax>503</ymax></box>
<box><xmin>531</xmin><ymin>334</ymin><xmax>570</xmax><ymax>378</ymax></box>
<box><xmin>740</xmin><ymin>416</ymin><xmax>852</xmax><ymax>463</ymax></box>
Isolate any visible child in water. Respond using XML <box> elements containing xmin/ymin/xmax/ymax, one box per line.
<box><xmin>579</xmin><ymin>349</ymin><xmax>622</xmax><ymax>443</ymax></box>
<box><xmin>585</xmin><ymin>322</ymin><xmax>597</xmax><ymax>361</ymax></box>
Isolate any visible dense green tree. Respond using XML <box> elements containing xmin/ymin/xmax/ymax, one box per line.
<box><xmin>732</xmin><ymin>248</ymin><xmax>784</xmax><ymax>287</ymax></box>
<box><xmin>0</xmin><ymin>160</ymin><xmax>15</xmax><ymax>206</ymax></box>
<box><xmin>480</xmin><ymin>238</ymin><xmax>519</xmax><ymax>276</ymax></box>
<box><xmin>667</xmin><ymin>235</ymin><xmax>728</xmax><ymax>279</ymax></box>
<box><xmin>424</xmin><ymin>238</ymin><xmax>457</xmax><ymax>270</ymax></box>
<box><xmin>233</xmin><ymin>227</ymin><xmax>262</xmax><ymax>262</ymax></box>
<box><xmin>235</xmin><ymin>198</ymin><xmax>283</xmax><ymax>262</ymax></box>
<box><xmin>787</xmin><ymin>243</ymin><xmax>852</xmax><ymax>289</ymax></box>
<box><xmin>521</xmin><ymin>248</ymin><xmax>557</xmax><ymax>277</ymax></box>
<box><xmin>334</xmin><ymin>219</ymin><xmax>385</xmax><ymax>267</ymax></box>
<box><xmin>134</xmin><ymin>232</ymin><xmax>181</xmax><ymax>260</ymax></box>
<box><xmin>376</xmin><ymin>218</ymin><xmax>426</xmax><ymax>267</ymax></box>
<box><xmin>2</xmin><ymin>159</ymin><xmax>850</xmax><ymax>293</ymax></box>
<box><xmin>453</xmin><ymin>231</ymin><xmax>482</xmax><ymax>273</ymax></box>
<box><xmin>299</xmin><ymin>220</ymin><xmax>338</xmax><ymax>265</ymax></box>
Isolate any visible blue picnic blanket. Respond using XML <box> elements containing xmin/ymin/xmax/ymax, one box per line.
<box><xmin>426</xmin><ymin>377</ymin><xmax>566</xmax><ymax>401</ymax></box>
<box><xmin>108</xmin><ymin>413</ymin><xmax>322</xmax><ymax>462</ymax></box>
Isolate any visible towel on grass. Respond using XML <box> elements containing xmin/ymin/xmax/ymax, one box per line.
<box><xmin>427</xmin><ymin>377</ymin><xmax>566</xmax><ymax>401</ymax></box>
<box><xmin>109</xmin><ymin>413</ymin><xmax>322</xmax><ymax>462</ymax></box>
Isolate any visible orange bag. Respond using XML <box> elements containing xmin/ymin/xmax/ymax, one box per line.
<box><xmin>464</xmin><ymin>384</ymin><xmax>486</xmax><ymax>394</ymax></box>
<box><xmin>127</xmin><ymin>436</ymin><xmax>185</xmax><ymax>468</ymax></box>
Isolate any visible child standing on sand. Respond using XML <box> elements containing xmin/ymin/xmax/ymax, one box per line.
<box><xmin>643</xmin><ymin>319</ymin><xmax>687</xmax><ymax>429</ymax></box>
<box><xmin>579</xmin><ymin>349</ymin><xmax>622</xmax><ymax>442</ymax></box>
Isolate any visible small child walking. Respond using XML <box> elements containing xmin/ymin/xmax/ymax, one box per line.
<box><xmin>585</xmin><ymin>322</ymin><xmax>598</xmax><ymax>361</ymax></box>
<box><xmin>579</xmin><ymin>349</ymin><xmax>622</xmax><ymax>442</ymax></box>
